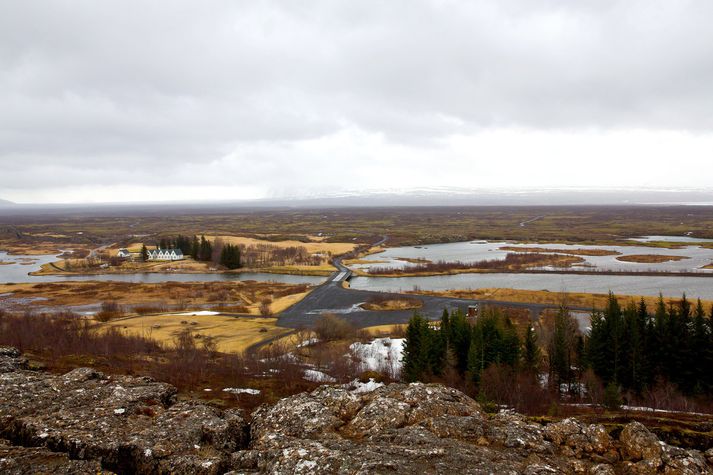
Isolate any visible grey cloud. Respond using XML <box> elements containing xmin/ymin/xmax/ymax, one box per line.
<box><xmin>1</xmin><ymin>0</ymin><xmax>712</xmax><ymax>200</ymax></box>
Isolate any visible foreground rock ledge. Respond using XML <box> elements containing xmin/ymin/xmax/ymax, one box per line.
<box><xmin>1</xmin><ymin>347</ymin><xmax>711</xmax><ymax>474</ymax></box>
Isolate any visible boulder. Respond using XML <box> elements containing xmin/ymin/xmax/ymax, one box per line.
<box><xmin>0</xmin><ymin>361</ymin><xmax>248</xmax><ymax>474</ymax></box>
<box><xmin>0</xmin><ymin>346</ymin><xmax>27</xmax><ymax>373</ymax></box>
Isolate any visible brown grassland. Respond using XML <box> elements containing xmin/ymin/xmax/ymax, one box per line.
<box><xmin>5</xmin><ymin>206</ymin><xmax>713</xmax><ymax>257</ymax></box>
<box><xmin>408</xmin><ymin>287</ymin><xmax>713</xmax><ymax>311</ymax></box>
<box><xmin>208</xmin><ymin>235</ymin><xmax>357</xmax><ymax>255</ymax></box>
<box><xmin>0</xmin><ymin>281</ymin><xmax>313</xmax><ymax>316</ymax></box>
<box><xmin>360</xmin><ymin>295</ymin><xmax>423</xmax><ymax>311</ymax></box>
<box><xmin>616</xmin><ymin>254</ymin><xmax>689</xmax><ymax>263</ymax></box>
<box><xmin>105</xmin><ymin>313</ymin><xmax>290</xmax><ymax>353</ymax></box>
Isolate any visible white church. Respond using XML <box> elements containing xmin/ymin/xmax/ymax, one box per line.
<box><xmin>146</xmin><ymin>248</ymin><xmax>184</xmax><ymax>261</ymax></box>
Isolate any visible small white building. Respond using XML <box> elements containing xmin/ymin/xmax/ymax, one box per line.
<box><xmin>116</xmin><ymin>248</ymin><xmax>132</xmax><ymax>259</ymax></box>
<box><xmin>146</xmin><ymin>248</ymin><xmax>184</xmax><ymax>261</ymax></box>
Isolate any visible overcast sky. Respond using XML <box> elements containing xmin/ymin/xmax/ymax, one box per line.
<box><xmin>1</xmin><ymin>0</ymin><xmax>713</xmax><ymax>203</ymax></box>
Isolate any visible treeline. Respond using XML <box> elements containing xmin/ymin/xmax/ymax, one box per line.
<box><xmin>158</xmin><ymin>235</ymin><xmax>214</xmax><ymax>262</ymax></box>
<box><xmin>402</xmin><ymin>293</ymin><xmax>713</xmax><ymax>412</ymax></box>
<box><xmin>589</xmin><ymin>294</ymin><xmax>713</xmax><ymax>395</ymax></box>
<box><xmin>402</xmin><ymin>308</ymin><xmax>528</xmax><ymax>383</ymax></box>
<box><xmin>156</xmin><ymin>235</ymin><xmax>323</xmax><ymax>269</ymax></box>
<box><xmin>239</xmin><ymin>244</ymin><xmax>321</xmax><ymax>267</ymax></box>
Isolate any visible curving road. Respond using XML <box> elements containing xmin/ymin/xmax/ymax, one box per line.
<box><xmin>277</xmin><ymin>241</ymin><xmax>592</xmax><ymax>329</ymax></box>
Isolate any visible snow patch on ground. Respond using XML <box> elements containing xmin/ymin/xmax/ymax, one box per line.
<box><xmin>304</xmin><ymin>369</ymin><xmax>336</xmax><ymax>383</ymax></box>
<box><xmin>177</xmin><ymin>311</ymin><xmax>221</xmax><ymax>316</ymax></box>
<box><xmin>349</xmin><ymin>338</ymin><xmax>404</xmax><ymax>376</ymax></box>
<box><xmin>621</xmin><ymin>405</ymin><xmax>711</xmax><ymax>417</ymax></box>
<box><xmin>297</xmin><ymin>338</ymin><xmax>319</xmax><ymax>348</ymax></box>
<box><xmin>223</xmin><ymin>387</ymin><xmax>261</xmax><ymax>395</ymax></box>
<box><xmin>344</xmin><ymin>378</ymin><xmax>385</xmax><ymax>393</ymax></box>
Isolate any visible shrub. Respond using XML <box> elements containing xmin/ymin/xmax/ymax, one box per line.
<box><xmin>95</xmin><ymin>301</ymin><xmax>123</xmax><ymax>322</ymax></box>
<box><xmin>604</xmin><ymin>382</ymin><xmax>622</xmax><ymax>410</ymax></box>
<box><xmin>313</xmin><ymin>314</ymin><xmax>356</xmax><ymax>341</ymax></box>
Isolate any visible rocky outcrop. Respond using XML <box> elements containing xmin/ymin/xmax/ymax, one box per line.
<box><xmin>0</xmin><ymin>347</ymin><xmax>248</xmax><ymax>473</ymax></box>
<box><xmin>1</xmin><ymin>346</ymin><xmax>712</xmax><ymax>474</ymax></box>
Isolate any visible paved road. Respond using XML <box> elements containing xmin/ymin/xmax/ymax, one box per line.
<box><xmin>277</xmin><ymin>254</ymin><xmax>592</xmax><ymax>329</ymax></box>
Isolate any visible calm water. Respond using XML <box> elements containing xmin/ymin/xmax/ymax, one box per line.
<box><xmin>3</xmin><ymin>247</ymin><xmax>713</xmax><ymax>300</ymax></box>
<box><xmin>0</xmin><ymin>252</ymin><xmax>325</xmax><ymax>286</ymax></box>
<box><xmin>351</xmin><ymin>236</ymin><xmax>713</xmax><ymax>274</ymax></box>
<box><xmin>350</xmin><ymin>273</ymin><xmax>713</xmax><ymax>300</ymax></box>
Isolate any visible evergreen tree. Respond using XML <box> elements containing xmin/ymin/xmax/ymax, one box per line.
<box><xmin>191</xmin><ymin>235</ymin><xmax>200</xmax><ymax>259</ymax></box>
<box><xmin>522</xmin><ymin>325</ymin><xmax>541</xmax><ymax>373</ymax></box>
<box><xmin>140</xmin><ymin>244</ymin><xmax>148</xmax><ymax>262</ymax></box>
<box><xmin>467</xmin><ymin>309</ymin><xmax>520</xmax><ymax>382</ymax></box>
<box><xmin>402</xmin><ymin>313</ymin><xmax>430</xmax><ymax>382</ymax></box>
<box><xmin>692</xmin><ymin>299</ymin><xmax>710</xmax><ymax>392</ymax></box>
<box><xmin>198</xmin><ymin>235</ymin><xmax>213</xmax><ymax>262</ymax></box>
<box><xmin>548</xmin><ymin>305</ymin><xmax>578</xmax><ymax>393</ymax></box>
<box><xmin>220</xmin><ymin>244</ymin><xmax>241</xmax><ymax>269</ymax></box>
<box><xmin>448</xmin><ymin>309</ymin><xmax>471</xmax><ymax>375</ymax></box>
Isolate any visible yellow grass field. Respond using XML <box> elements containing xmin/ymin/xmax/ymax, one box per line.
<box><xmin>105</xmin><ymin>314</ymin><xmax>291</xmax><ymax>353</ymax></box>
<box><xmin>209</xmin><ymin>235</ymin><xmax>357</xmax><ymax>255</ymax></box>
<box><xmin>362</xmin><ymin>324</ymin><xmax>407</xmax><ymax>336</ymax></box>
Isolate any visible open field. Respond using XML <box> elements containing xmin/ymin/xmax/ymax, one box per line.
<box><xmin>4</xmin><ymin>206</ymin><xmax>713</xmax><ymax>252</ymax></box>
<box><xmin>208</xmin><ymin>235</ymin><xmax>357</xmax><ymax>255</ymax></box>
<box><xmin>616</xmin><ymin>254</ymin><xmax>689</xmax><ymax>263</ymax></box>
<box><xmin>408</xmin><ymin>288</ymin><xmax>713</xmax><ymax>310</ymax></box>
<box><xmin>105</xmin><ymin>313</ymin><xmax>290</xmax><ymax>353</ymax></box>
<box><xmin>0</xmin><ymin>281</ymin><xmax>313</xmax><ymax>316</ymax></box>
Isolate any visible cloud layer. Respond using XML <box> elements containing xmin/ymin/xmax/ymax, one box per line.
<box><xmin>1</xmin><ymin>1</ymin><xmax>712</xmax><ymax>202</ymax></box>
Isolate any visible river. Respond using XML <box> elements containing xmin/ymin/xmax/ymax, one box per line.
<box><xmin>0</xmin><ymin>252</ymin><xmax>325</xmax><ymax>286</ymax></box>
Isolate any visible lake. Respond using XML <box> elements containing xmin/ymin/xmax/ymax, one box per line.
<box><xmin>350</xmin><ymin>273</ymin><xmax>713</xmax><ymax>300</ymax></box>
<box><xmin>350</xmin><ymin>236</ymin><xmax>713</xmax><ymax>274</ymax></box>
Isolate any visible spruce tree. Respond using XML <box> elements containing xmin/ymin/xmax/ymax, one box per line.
<box><xmin>523</xmin><ymin>325</ymin><xmax>541</xmax><ymax>373</ymax></box>
<box><xmin>402</xmin><ymin>313</ymin><xmax>430</xmax><ymax>382</ymax></box>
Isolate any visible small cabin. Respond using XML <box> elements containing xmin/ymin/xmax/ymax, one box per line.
<box><xmin>116</xmin><ymin>248</ymin><xmax>132</xmax><ymax>259</ymax></box>
<box><xmin>146</xmin><ymin>248</ymin><xmax>184</xmax><ymax>261</ymax></box>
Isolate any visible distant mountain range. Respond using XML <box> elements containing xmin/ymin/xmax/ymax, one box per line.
<box><xmin>1</xmin><ymin>188</ymin><xmax>713</xmax><ymax>212</ymax></box>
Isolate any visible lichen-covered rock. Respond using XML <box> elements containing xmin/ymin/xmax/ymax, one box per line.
<box><xmin>0</xmin><ymin>438</ymin><xmax>111</xmax><ymax>474</ymax></box>
<box><xmin>0</xmin><ymin>358</ymin><xmax>248</xmax><ymax>474</ymax></box>
<box><xmin>620</xmin><ymin>421</ymin><xmax>664</xmax><ymax>462</ymax></box>
<box><xmin>248</xmin><ymin>383</ymin><xmax>588</xmax><ymax>473</ymax></box>
<box><xmin>1</xmin><ymin>348</ymin><xmax>712</xmax><ymax>474</ymax></box>
<box><xmin>544</xmin><ymin>418</ymin><xmax>617</xmax><ymax>462</ymax></box>
<box><xmin>620</xmin><ymin>422</ymin><xmax>711</xmax><ymax>474</ymax></box>
<box><xmin>0</xmin><ymin>346</ymin><xmax>27</xmax><ymax>373</ymax></box>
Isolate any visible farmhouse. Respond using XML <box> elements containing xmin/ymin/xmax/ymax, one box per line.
<box><xmin>116</xmin><ymin>248</ymin><xmax>132</xmax><ymax>259</ymax></box>
<box><xmin>146</xmin><ymin>248</ymin><xmax>184</xmax><ymax>261</ymax></box>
